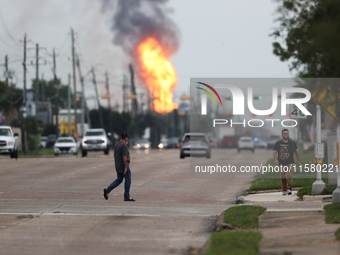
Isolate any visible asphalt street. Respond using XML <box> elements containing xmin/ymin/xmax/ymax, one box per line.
<box><xmin>0</xmin><ymin>148</ymin><xmax>271</xmax><ymax>255</ymax></box>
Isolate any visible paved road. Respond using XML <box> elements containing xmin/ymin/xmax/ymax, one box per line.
<box><xmin>0</xmin><ymin>148</ymin><xmax>271</xmax><ymax>255</ymax></box>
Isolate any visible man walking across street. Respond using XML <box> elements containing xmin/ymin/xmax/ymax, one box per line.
<box><xmin>273</xmin><ymin>129</ymin><xmax>301</xmax><ymax>195</ymax></box>
<box><xmin>103</xmin><ymin>132</ymin><xmax>135</xmax><ymax>201</ymax></box>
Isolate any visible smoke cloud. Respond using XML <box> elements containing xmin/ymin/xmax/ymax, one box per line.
<box><xmin>102</xmin><ymin>0</ymin><xmax>179</xmax><ymax>58</ymax></box>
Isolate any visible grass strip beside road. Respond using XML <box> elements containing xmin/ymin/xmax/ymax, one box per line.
<box><xmin>336</xmin><ymin>228</ymin><xmax>340</xmax><ymax>241</ymax></box>
<box><xmin>202</xmin><ymin>206</ymin><xmax>265</xmax><ymax>255</ymax></box>
<box><xmin>323</xmin><ymin>203</ymin><xmax>340</xmax><ymax>224</ymax></box>
<box><xmin>224</xmin><ymin>205</ymin><xmax>266</xmax><ymax>229</ymax></box>
<box><xmin>18</xmin><ymin>148</ymin><xmax>55</xmax><ymax>157</ymax></box>
<box><xmin>248</xmin><ymin>149</ymin><xmax>336</xmax><ymax>197</ymax></box>
<box><xmin>204</xmin><ymin>231</ymin><xmax>262</xmax><ymax>255</ymax></box>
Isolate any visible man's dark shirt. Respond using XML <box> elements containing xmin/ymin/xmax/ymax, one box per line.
<box><xmin>114</xmin><ymin>141</ymin><xmax>130</xmax><ymax>173</ymax></box>
<box><xmin>273</xmin><ymin>139</ymin><xmax>297</xmax><ymax>166</ymax></box>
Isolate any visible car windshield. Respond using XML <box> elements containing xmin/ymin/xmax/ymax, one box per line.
<box><xmin>169</xmin><ymin>138</ymin><xmax>178</xmax><ymax>143</ymax></box>
<box><xmin>185</xmin><ymin>135</ymin><xmax>206</xmax><ymax>141</ymax></box>
<box><xmin>85</xmin><ymin>131</ymin><xmax>104</xmax><ymax>136</ymax></box>
<box><xmin>240</xmin><ymin>138</ymin><xmax>252</xmax><ymax>142</ymax></box>
<box><xmin>56</xmin><ymin>138</ymin><xmax>74</xmax><ymax>143</ymax></box>
<box><xmin>137</xmin><ymin>140</ymin><xmax>149</xmax><ymax>144</ymax></box>
<box><xmin>0</xmin><ymin>129</ymin><xmax>11</xmax><ymax>136</ymax></box>
<box><xmin>160</xmin><ymin>139</ymin><xmax>168</xmax><ymax>143</ymax></box>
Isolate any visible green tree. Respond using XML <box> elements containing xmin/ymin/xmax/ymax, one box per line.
<box><xmin>272</xmin><ymin>0</ymin><xmax>340</xmax><ymax>77</ymax></box>
<box><xmin>0</xmin><ymin>80</ymin><xmax>23</xmax><ymax>124</ymax></box>
<box><xmin>31</xmin><ymin>78</ymin><xmax>75</xmax><ymax>108</ymax></box>
<box><xmin>272</xmin><ymin>0</ymin><xmax>340</xmax><ymax>119</ymax></box>
<box><xmin>11</xmin><ymin>116</ymin><xmax>43</xmax><ymax>151</ymax></box>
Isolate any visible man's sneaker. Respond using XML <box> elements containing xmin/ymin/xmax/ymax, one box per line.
<box><xmin>103</xmin><ymin>189</ymin><xmax>109</xmax><ymax>200</ymax></box>
<box><xmin>282</xmin><ymin>191</ymin><xmax>287</xmax><ymax>195</ymax></box>
<box><xmin>287</xmin><ymin>189</ymin><xmax>292</xmax><ymax>195</ymax></box>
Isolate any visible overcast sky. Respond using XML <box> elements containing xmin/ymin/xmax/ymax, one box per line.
<box><xmin>0</xmin><ymin>0</ymin><xmax>293</xmax><ymax>109</ymax></box>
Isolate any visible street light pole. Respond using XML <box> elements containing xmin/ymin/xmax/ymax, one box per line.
<box><xmin>312</xmin><ymin>105</ymin><xmax>326</xmax><ymax>195</ymax></box>
<box><xmin>332</xmin><ymin>123</ymin><xmax>340</xmax><ymax>202</ymax></box>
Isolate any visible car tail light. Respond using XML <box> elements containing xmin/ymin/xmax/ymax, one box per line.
<box><xmin>182</xmin><ymin>140</ymin><xmax>189</xmax><ymax>143</ymax></box>
<box><xmin>211</xmin><ymin>142</ymin><xmax>215</xmax><ymax>146</ymax></box>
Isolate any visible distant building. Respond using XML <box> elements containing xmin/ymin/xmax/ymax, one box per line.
<box><xmin>26</xmin><ymin>90</ymin><xmax>52</xmax><ymax>124</ymax></box>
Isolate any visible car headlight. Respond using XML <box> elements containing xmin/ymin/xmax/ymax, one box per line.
<box><xmin>136</xmin><ymin>144</ymin><xmax>141</xmax><ymax>148</ymax></box>
<box><xmin>145</xmin><ymin>144</ymin><xmax>149</xmax><ymax>149</ymax></box>
<box><xmin>8</xmin><ymin>141</ymin><xmax>14</xmax><ymax>146</ymax></box>
<box><xmin>158</xmin><ymin>143</ymin><xmax>163</xmax><ymax>149</ymax></box>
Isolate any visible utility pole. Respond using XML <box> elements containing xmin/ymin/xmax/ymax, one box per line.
<box><xmin>122</xmin><ymin>75</ymin><xmax>128</xmax><ymax>112</ymax></box>
<box><xmin>129</xmin><ymin>64</ymin><xmax>138</xmax><ymax>117</ymax></box>
<box><xmin>53</xmin><ymin>49</ymin><xmax>59</xmax><ymax>136</ymax></box>
<box><xmin>75</xmin><ymin>56</ymin><xmax>85</xmax><ymax>137</ymax></box>
<box><xmin>22</xmin><ymin>34</ymin><xmax>28</xmax><ymax>154</ymax></box>
<box><xmin>91</xmin><ymin>67</ymin><xmax>104</xmax><ymax>128</ymax></box>
<box><xmin>68</xmin><ymin>74</ymin><xmax>71</xmax><ymax>135</ymax></box>
<box><xmin>5</xmin><ymin>55</ymin><xmax>13</xmax><ymax>117</ymax></box>
<box><xmin>105</xmin><ymin>71</ymin><xmax>113</xmax><ymax>133</ymax></box>
<box><xmin>35</xmin><ymin>43</ymin><xmax>39</xmax><ymax>154</ymax></box>
<box><xmin>5</xmin><ymin>55</ymin><xmax>8</xmax><ymax>85</ymax></box>
<box><xmin>71</xmin><ymin>28</ymin><xmax>77</xmax><ymax>133</ymax></box>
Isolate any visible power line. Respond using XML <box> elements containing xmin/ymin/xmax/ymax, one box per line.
<box><xmin>0</xmin><ymin>7</ymin><xmax>20</xmax><ymax>46</ymax></box>
<box><xmin>0</xmin><ymin>34</ymin><xmax>17</xmax><ymax>47</ymax></box>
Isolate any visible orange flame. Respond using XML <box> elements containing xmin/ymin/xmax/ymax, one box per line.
<box><xmin>137</xmin><ymin>37</ymin><xmax>178</xmax><ymax>113</ymax></box>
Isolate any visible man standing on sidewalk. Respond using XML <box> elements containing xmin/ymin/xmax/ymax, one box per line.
<box><xmin>273</xmin><ymin>129</ymin><xmax>301</xmax><ymax>195</ymax></box>
<box><xmin>103</xmin><ymin>132</ymin><xmax>135</xmax><ymax>201</ymax></box>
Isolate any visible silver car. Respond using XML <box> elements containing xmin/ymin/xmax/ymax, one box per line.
<box><xmin>180</xmin><ymin>133</ymin><xmax>211</xmax><ymax>159</ymax></box>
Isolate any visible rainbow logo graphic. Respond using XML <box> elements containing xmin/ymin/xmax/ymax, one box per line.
<box><xmin>196</xmin><ymin>82</ymin><xmax>222</xmax><ymax>106</ymax></box>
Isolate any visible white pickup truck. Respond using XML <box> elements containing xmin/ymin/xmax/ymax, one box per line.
<box><xmin>81</xmin><ymin>128</ymin><xmax>111</xmax><ymax>157</ymax></box>
<box><xmin>0</xmin><ymin>126</ymin><xmax>18</xmax><ymax>158</ymax></box>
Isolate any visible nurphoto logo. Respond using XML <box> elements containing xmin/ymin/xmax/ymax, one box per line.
<box><xmin>196</xmin><ymin>82</ymin><xmax>312</xmax><ymax>128</ymax></box>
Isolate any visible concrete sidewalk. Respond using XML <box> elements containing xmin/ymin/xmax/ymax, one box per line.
<box><xmin>245</xmin><ymin>191</ymin><xmax>299</xmax><ymax>202</ymax></box>
<box><xmin>243</xmin><ymin>192</ymin><xmax>340</xmax><ymax>255</ymax></box>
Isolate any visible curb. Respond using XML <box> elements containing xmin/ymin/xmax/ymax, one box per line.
<box><xmin>199</xmin><ymin>210</ymin><xmax>233</xmax><ymax>255</ymax></box>
<box><xmin>303</xmin><ymin>195</ymin><xmax>332</xmax><ymax>202</ymax></box>
<box><xmin>214</xmin><ymin>210</ymin><xmax>234</xmax><ymax>232</ymax></box>
<box><xmin>247</xmin><ymin>187</ymin><xmax>302</xmax><ymax>194</ymax></box>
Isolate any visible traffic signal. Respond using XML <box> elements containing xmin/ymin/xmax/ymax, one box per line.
<box><xmin>253</xmin><ymin>96</ymin><xmax>263</xmax><ymax>100</ymax></box>
<box><xmin>226</xmin><ymin>96</ymin><xmax>233</xmax><ymax>100</ymax></box>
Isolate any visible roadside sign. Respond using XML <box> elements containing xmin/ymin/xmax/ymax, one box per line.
<box><xmin>315</xmin><ymin>143</ymin><xmax>325</xmax><ymax>158</ymax></box>
<box><xmin>290</xmin><ymin>104</ymin><xmax>307</xmax><ymax>119</ymax></box>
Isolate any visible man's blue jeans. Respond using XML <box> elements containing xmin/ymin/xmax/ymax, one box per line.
<box><xmin>107</xmin><ymin>171</ymin><xmax>131</xmax><ymax>199</ymax></box>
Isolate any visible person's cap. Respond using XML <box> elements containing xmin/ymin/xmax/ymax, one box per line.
<box><xmin>120</xmin><ymin>132</ymin><xmax>129</xmax><ymax>139</ymax></box>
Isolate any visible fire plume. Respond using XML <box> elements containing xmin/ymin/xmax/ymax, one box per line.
<box><xmin>137</xmin><ymin>37</ymin><xmax>178</xmax><ymax>113</ymax></box>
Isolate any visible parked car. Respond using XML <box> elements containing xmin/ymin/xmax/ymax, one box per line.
<box><xmin>238</xmin><ymin>136</ymin><xmax>254</xmax><ymax>153</ymax></box>
<box><xmin>267</xmin><ymin>135</ymin><xmax>281</xmax><ymax>149</ymax></box>
<box><xmin>134</xmin><ymin>139</ymin><xmax>151</xmax><ymax>150</ymax></box>
<box><xmin>54</xmin><ymin>137</ymin><xmax>78</xmax><ymax>156</ymax></box>
<box><xmin>0</xmin><ymin>126</ymin><xmax>18</xmax><ymax>158</ymax></box>
<box><xmin>81</xmin><ymin>129</ymin><xmax>110</xmax><ymax>157</ymax></box>
<box><xmin>46</xmin><ymin>134</ymin><xmax>57</xmax><ymax>148</ymax></box>
<box><xmin>219</xmin><ymin>135</ymin><xmax>238</xmax><ymax>148</ymax></box>
<box><xmin>40</xmin><ymin>136</ymin><xmax>48</xmax><ymax>148</ymax></box>
<box><xmin>180</xmin><ymin>133</ymin><xmax>211</xmax><ymax>159</ymax></box>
